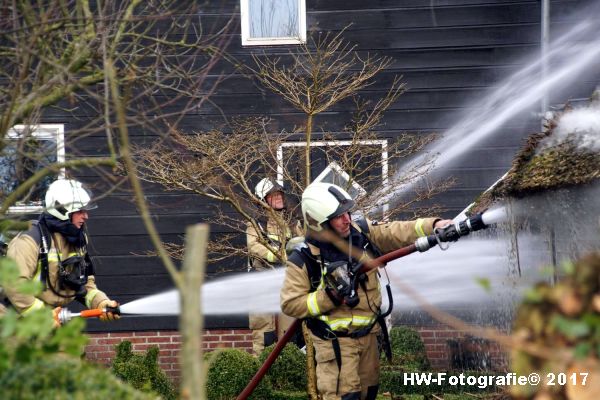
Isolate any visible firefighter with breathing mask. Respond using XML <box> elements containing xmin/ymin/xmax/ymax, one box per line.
<box><xmin>246</xmin><ymin>177</ymin><xmax>303</xmax><ymax>355</ymax></box>
<box><xmin>0</xmin><ymin>179</ymin><xmax>120</xmax><ymax>326</ymax></box>
<box><xmin>281</xmin><ymin>182</ymin><xmax>452</xmax><ymax>400</ymax></box>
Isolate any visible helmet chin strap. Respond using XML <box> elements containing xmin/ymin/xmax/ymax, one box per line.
<box><xmin>347</xmin><ymin>229</ymin><xmax>352</xmax><ymax>264</ymax></box>
<box><xmin>41</xmin><ymin>213</ymin><xmax>86</xmax><ymax>247</ymax></box>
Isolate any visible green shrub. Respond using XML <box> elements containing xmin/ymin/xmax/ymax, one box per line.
<box><xmin>112</xmin><ymin>341</ymin><xmax>177</xmax><ymax>400</ymax></box>
<box><xmin>258</xmin><ymin>343</ymin><xmax>306</xmax><ymax>391</ymax></box>
<box><xmin>0</xmin><ymin>257</ymin><xmax>89</xmax><ymax>377</ymax></box>
<box><xmin>0</xmin><ymin>260</ymin><xmax>153</xmax><ymax>398</ymax></box>
<box><xmin>205</xmin><ymin>349</ymin><xmax>271</xmax><ymax>400</ymax></box>
<box><xmin>386</xmin><ymin>326</ymin><xmax>430</xmax><ymax>370</ymax></box>
<box><xmin>269</xmin><ymin>390</ymin><xmax>308</xmax><ymax>400</ymax></box>
<box><xmin>0</xmin><ymin>355</ymin><xmax>156</xmax><ymax>400</ymax></box>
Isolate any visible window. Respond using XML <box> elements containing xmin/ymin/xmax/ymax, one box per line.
<box><xmin>312</xmin><ymin>161</ymin><xmax>367</xmax><ymax>200</ymax></box>
<box><xmin>1</xmin><ymin>124</ymin><xmax>65</xmax><ymax>214</ymax></box>
<box><xmin>276</xmin><ymin>140</ymin><xmax>389</xmax><ymax>212</ymax></box>
<box><xmin>240</xmin><ymin>0</ymin><xmax>306</xmax><ymax>46</ymax></box>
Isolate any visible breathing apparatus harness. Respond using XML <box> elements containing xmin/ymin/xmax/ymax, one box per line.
<box><xmin>290</xmin><ymin>217</ymin><xmax>393</xmax><ymax>394</ymax></box>
<box><xmin>33</xmin><ymin>216</ymin><xmax>94</xmax><ymax>301</ymax></box>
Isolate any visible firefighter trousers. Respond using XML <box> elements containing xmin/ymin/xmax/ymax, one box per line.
<box><xmin>249</xmin><ymin>313</ymin><xmax>276</xmax><ymax>356</ymax></box>
<box><xmin>249</xmin><ymin>313</ymin><xmax>298</xmax><ymax>356</ymax></box>
<box><xmin>312</xmin><ymin>331</ymin><xmax>380</xmax><ymax>400</ymax></box>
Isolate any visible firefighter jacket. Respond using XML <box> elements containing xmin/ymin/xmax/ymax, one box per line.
<box><xmin>281</xmin><ymin>217</ymin><xmax>439</xmax><ymax>335</ymax></box>
<box><xmin>246</xmin><ymin>214</ymin><xmax>302</xmax><ymax>270</ymax></box>
<box><xmin>4</xmin><ymin>230</ymin><xmax>109</xmax><ymax>316</ymax></box>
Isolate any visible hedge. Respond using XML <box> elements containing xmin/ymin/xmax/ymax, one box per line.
<box><xmin>0</xmin><ymin>355</ymin><xmax>156</xmax><ymax>400</ymax></box>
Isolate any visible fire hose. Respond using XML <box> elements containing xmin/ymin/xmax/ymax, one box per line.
<box><xmin>54</xmin><ymin>305</ymin><xmax>121</xmax><ymax>326</ymax></box>
<box><xmin>236</xmin><ymin>213</ymin><xmax>491</xmax><ymax>400</ymax></box>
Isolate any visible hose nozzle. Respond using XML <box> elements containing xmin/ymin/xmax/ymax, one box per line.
<box><xmin>442</xmin><ymin>213</ymin><xmax>486</xmax><ymax>242</ymax></box>
<box><xmin>55</xmin><ymin>306</ymin><xmax>121</xmax><ymax>325</ymax></box>
<box><xmin>415</xmin><ymin>213</ymin><xmax>489</xmax><ymax>252</ymax></box>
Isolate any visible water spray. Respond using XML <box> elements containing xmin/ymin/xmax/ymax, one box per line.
<box><xmin>373</xmin><ymin>13</ymin><xmax>600</xmax><ymax>210</ymax></box>
<box><xmin>237</xmin><ymin>212</ymin><xmax>498</xmax><ymax>400</ymax></box>
<box><xmin>54</xmin><ymin>305</ymin><xmax>121</xmax><ymax>326</ymax></box>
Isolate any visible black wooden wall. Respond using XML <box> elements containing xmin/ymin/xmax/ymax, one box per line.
<box><xmin>53</xmin><ymin>0</ymin><xmax>598</xmax><ymax>331</ymax></box>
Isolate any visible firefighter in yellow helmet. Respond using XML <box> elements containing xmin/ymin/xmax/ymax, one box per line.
<box><xmin>0</xmin><ymin>179</ymin><xmax>120</xmax><ymax>326</ymax></box>
<box><xmin>246</xmin><ymin>178</ymin><xmax>302</xmax><ymax>355</ymax></box>
<box><xmin>281</xmin><ymin>182</ymin><xmax>452</xmax><ymax>400</ymax></box>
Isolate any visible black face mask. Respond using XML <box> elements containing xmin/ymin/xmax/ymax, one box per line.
<box><xmin>40</xmin><ymin>213</ymin><xmax>87</xmax><ymax>248</ymax></box>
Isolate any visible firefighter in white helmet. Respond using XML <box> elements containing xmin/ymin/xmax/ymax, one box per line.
<box><xmin>1</xmin><ymin>179</ymin><xmax>120</xmax><ymax>326</ymax></box>
<box><xmin>246</xmin><ymin>177</ymin><xmax>303</xmax><ymax>355</ymax></box>
<box><xmin>281</xmin><ymin>182</ymin><xmax>452</xmax><ymax>400</ymax></box>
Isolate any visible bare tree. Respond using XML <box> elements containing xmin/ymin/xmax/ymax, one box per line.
<box><xmin>134</xmin><ymin>32</ymin><xmax>451</xmax><ymax>269</ymax></box>
<box><xmin>250</xmin><ymin>32</ymin><xmax>452</xmax><ymax>217</ymax></box>
<box><xmin>0</xmin><ymin>1</ymin><xmax>233</xmax><ymax>397</ymax></box>
<box><xmin>0</xmin><ymin>0</ymin><xmax>231</xmax><ymax>218</ymax></box>
<box><xmin>134</xmin><ymin>117</ymin><xmax>300</xmax><ymax>266</ymax></box>
<box><xmin>1</xmin><ymin>0</ymin><xmax>233</xmax><ymax>271</ymax></box>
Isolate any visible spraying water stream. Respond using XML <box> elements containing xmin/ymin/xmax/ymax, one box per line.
<box><xmin>120</xmin><ymin>208</ymin><xmax>515</xmax><ymax>316</ymax></box>
<box><xmin>120</xmin><ymin>184</ymin><xmax>599</xmax><ymax>321</ymax></box>
<box><xmin>377</xmin><ymin>13</ymin><xmax>600</xmax><ymax>207</ymax></box>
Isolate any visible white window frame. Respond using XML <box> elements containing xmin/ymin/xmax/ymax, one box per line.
<box><xmin>240</xmin><ymin>0</ymin><xmax>307</xmax><ymax>46</ymax></box>
<box><xmin>312</xmin><ymin>160</ymin><xmax>368</xmax><ymax>198</ymax></box>
<box><xmin>5</xmin><ymin>124</ymin><xmax>65</xmax><ymax>214</ymax></box>
<box><xmin>276</xmin><ymin>140</ymin><xmax>390</xmax><ymax>212</ymax></box>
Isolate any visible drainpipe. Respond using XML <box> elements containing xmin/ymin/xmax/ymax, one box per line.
<box><xmin>541</xmin><ymin>0</ymin><xmax>550</xmax><ymax>129</ymax></box>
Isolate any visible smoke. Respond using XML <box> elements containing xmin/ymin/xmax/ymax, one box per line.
<box><xmin>542</xmin><ymin>102</ymin><xmax>600</xmax><ymax>152</ymax></box>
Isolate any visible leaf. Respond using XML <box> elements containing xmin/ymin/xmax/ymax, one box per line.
<box><xmin>0</xmin><ymin>257</ymin><xmax>20</xmax><ymax>286</ymax></box>
<box><xmin>538</xmin><ymin>265</ymin><xmax>556</xmax><ymax>278</ymax></box>
<box><xmin>562</xmin><ymin>261</ymin><xmax>576</xmax><ymax>275</ymax></box>
<box><xmin>15</xmin><ymin>308</ymin><xmax>54</xmax><ymax>340</ymax></box>
<box><xmin>0</xmin><ymin>257</ymin><xmax>42</xmax><ymax>296</ymax></box>
<box><xmin>50</xmin><ymin>318</ymin><xmax>88</xmax><ymax>356</ymax></box>
<box><xmin>16</xmin><ymin>279</ymin><xmax>43</xmax><ymax>296</ymax></box>
<box><xmin>552</xmin><ymin>315</ymin><xmax>591</xmax><ymax>339</ymax></box>
<box><xmin>574</xmin><ymin>342</ymin><xmax>591</xmax><ymax>359</ymax></box>
<box><xmin>0</xmin><ymin>308</ymin><xmax>18</xmax><ymax>338</ymax></box>
<box><xmin>582</xmin><ymin>313</ymin><xmax>600</xmax><ymax>334</ymax></box>
<box><xmin>475</xmin><ymin>277</ymin><xmax>492</xmax><ymax>292</ymax></box>
<box><xmin>524</xmin><ymin>288</ymin><xmax>544</xmax><ymax>303</ymax></box>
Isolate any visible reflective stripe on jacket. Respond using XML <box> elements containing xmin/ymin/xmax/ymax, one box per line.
<box><xmin>246</xmin><ymin>216</ymin><xmax>301</xmax><ymax>269</ymax></box>
<box><xmin>4</xmin><ymin>230</ymin><xmax>108</xmax><ymax>314</ymax></box>
<box><xmin>281</xmin><ymin>217</ymin><xmax>438</xmax><ymax>334</ymax></box>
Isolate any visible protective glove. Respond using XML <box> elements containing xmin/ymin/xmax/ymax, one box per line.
<box><xmin>97</xmin><ymin>299</ymin><xmax>121</xmax><ymax>322</ymax></box>
<box><xmin>52</xmin><ymin>306</ymin><xmax>62</xmax><ymax>328</ymax></box>
<box><xmin>433</xmin><ymin>219</ymin><xmax>459</xmax><ymax>242</ymax></box>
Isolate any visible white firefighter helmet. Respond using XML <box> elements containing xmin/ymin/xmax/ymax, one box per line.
<box><xmin>254</xmin><ymin>178</ymin><xmax>284</xmax><ymax>200</ymax></box>
<box><xmin>45</xmin><ymin>179</ymin><xmax>97</xmax><ymax>221</ymax></box>
<box><xmin>301</xmin><ymin>182</ymin><xmax>355</xmax><ymax>231</ymax></box>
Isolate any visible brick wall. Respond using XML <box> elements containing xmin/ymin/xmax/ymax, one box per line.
<box><xmin>85</xmin><ymin>325</ymin><xmax>508</xmax><ymax>382</ymax></box>
<box><xmin>411</xmin><ymin>325</ymin><xmax>508</xmax><ymax>371</ymax></box>
<box><xmin>85</xmin><ymin>328</ymin><xmax>252</xmax><ymax>381</ymax></box>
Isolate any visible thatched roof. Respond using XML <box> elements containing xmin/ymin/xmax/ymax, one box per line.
<box><xmin>471</xmin><ymin>94</ymin><xmax>600</xmax><ymax>214</ymax></box>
